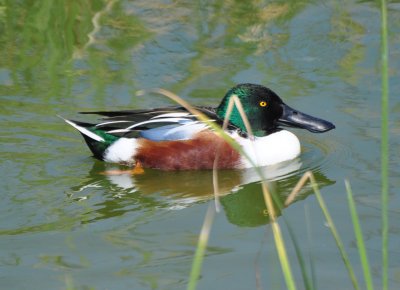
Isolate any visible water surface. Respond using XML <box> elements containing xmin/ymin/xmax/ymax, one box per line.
<box><xmin>1</xmin><ymin>1</ymin><xmax>400</xmax><ymax>289</ymax></box>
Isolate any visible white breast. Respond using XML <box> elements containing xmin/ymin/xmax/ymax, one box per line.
<box><xmin>233</xmin><ymin>130</ymin><xmax>301</xmax><ymax>168</ymax></box>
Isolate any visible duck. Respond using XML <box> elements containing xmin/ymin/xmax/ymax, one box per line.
<box><xmin>63</xmin><ymin>83</ymin><xmax>335</xmax><ymax>171</ymax></box>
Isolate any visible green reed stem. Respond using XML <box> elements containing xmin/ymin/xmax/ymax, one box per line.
<box><xmin>142</xmin><ymin>89</ymin><xmax>297</xmax><ymax>290</ymax></box>
<box><xmin>345</xmin><ymin>180</ymin><xmax>374</xmax><ymax>290</ymax></box>
<box><xmin>222</xmin><ymin>96</ymin><xmax>297</xmax><ymax>290</ymax></box>
<box><xmin>260</xmin><ymin>174</ymin><xmax>297</xmax><ymax>290</ymax></box>
<box><xmin>307</xmin><ymin>172</ymin><xmax>360</xmax><ymax>290</ymax></box>
<box><xmin>269</xmin><ymin>220</ymin><xmax>297</xmax><ymax>290</ymax></box>
<box><xmin>283</xmin><ymin>218</ymin><xmax>314</xmax><ymax>290</ymax></box>
<box><xmin>187</xmin><ymin>204</ymin><xmax>216</xmax><ymax>290</ymax></box>
<box><xmin>380</xmin><ymin>1</ymin><xmax>389</xmax><ymax>290</ymax></box>
<box><xmin>305</xmin><ymin>204</ymin><xmax>317</xmax><ymax>290</ymax></box>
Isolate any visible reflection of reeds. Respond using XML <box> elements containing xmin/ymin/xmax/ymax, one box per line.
<box><xmin>80</xmin><ymin>0</ymin><xmax>117</xmax><ymax>55</ymax></box>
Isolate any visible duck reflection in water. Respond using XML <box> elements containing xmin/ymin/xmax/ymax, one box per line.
<box><xmin>70</xmin><ymin>159</ymin><xmax>334</xmax><ymax>227</ymax></box>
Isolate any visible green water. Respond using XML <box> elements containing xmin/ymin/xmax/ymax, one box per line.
<box><xmin>1</xmin><ymin>1</ymin><xmax>400</xmax><ymax>289</ymax></box>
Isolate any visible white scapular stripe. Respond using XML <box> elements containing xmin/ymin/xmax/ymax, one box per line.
<box><xmin>151</xmin><ymin>112</ymin><xmax>192</xmax><ymax>119</ymax></box>
<box><xmin>96</xmin><ymin>120</ymin><xmax>131</xmax><ymax>127</ymax></box>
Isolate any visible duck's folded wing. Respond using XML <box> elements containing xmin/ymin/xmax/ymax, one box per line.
<box><xmin>79</xmin><ymin>106</ymin><xmax>233</xmax><ymax>140</ymax></box>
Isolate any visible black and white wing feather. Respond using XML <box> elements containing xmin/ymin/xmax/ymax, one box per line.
<box><xmin>80</xmin><ymin>106</ymin><xmax>240</xmax><ymax>141</ymax></box>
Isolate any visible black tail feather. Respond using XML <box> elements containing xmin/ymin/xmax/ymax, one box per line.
<box><xmin>79</xmin><ymin>133</ymin><xmax>107</xmax><ymax>161</ymax></box>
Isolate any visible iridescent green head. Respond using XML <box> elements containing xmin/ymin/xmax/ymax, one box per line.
<box><xmin>216</xmin><ymin>83</ymin><xmax>335</xmax><ymax>136</ymax></box>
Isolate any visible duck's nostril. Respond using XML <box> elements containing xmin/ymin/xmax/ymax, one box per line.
<box><xmin>293</xmin><ymin>111</ymin><xmax>298</xmax><ymax>115</ymax></box>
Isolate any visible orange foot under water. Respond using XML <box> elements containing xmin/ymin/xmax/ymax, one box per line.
<box><xmin>99</xmin><ymin>161</ymin><xmax>145</xmax><ymax>175</ymax></box>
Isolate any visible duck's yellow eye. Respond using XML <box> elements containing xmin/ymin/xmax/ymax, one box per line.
<box><xmin>259</xmin><ymin>101</ymin><xmax>267</xmax><ymax>107</ymax></box>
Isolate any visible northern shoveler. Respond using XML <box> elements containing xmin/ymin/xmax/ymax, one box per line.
<box><xmin>63</xmin><ymin>83</ymin><xmax>335</xmax><ymax>170</ymax></box>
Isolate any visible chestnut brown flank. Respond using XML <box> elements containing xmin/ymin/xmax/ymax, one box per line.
<box><xmin>135</xmin><ymin>132</ymin><xmax>241</xmax><ymax>170</ymax></box>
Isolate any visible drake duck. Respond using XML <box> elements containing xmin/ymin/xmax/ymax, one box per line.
<box><xmin>63</xmin><ymin>83</ymin><xmax>335</xmax><ymax>170</ymax></box>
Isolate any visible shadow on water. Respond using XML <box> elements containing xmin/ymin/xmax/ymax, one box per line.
<box><xmin>70</xmin><ymin>159</ymin><xmax>335</xmax><ymax>227</ymax></box>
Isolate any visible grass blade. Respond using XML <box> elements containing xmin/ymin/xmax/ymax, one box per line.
<box><xmin>380</xmin><ymin>0</ymin><xmax>389</xmax><ymax>289</ymax></box>
<box><xmin>303</xmin><ymin>172</ymin><xmax>361</xmax><ymax>290</ymax></box>
<box><xmin>305</xmin><ymin>204</ymin><xmax>317</xmax><ymax>290</ymax></box>
<box><xmin>187</xmin><ymin>204</ymin><xmax>216</xmax><ymax>290</ymax></box>
<box><xmin>222</xmin><ymin>96</ymin><xmax>297</xmax><ymax>290</ymax></box>
<box><xmin>345</xmin><ymin>180</ymin><xmax>374</xmax><ymax>290</ymax></box>
<box><xmin>261</xmin><ymin>183</ymin><xmax>297</xmax><ymax>290</ymax></box>
<box><xmin>140</xmin><ymin>88</ymin><xmax>298</xmax><ymax>290</ymax></box>
<box><xmin>283</xmin><ymin>217</ymin><xmax>315</xmax><ymax>290</ymax></box>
